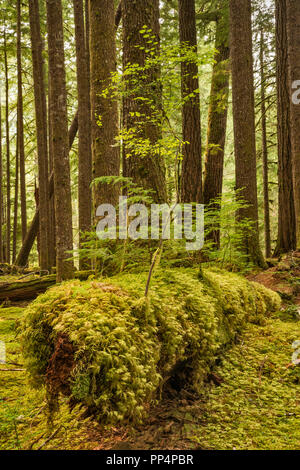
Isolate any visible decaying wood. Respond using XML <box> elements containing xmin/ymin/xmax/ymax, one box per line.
<box><xmin>0</xmin><ymin>271</ymin><xmax>94</xmax><ymax>301</ymax></box>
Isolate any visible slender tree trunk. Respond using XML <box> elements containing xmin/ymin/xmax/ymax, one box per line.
<box><xmin>4</xmin><ymin>32</ymin><xmax>11</xmax><ymax>265</ymax></box>
<box><xmin>29</xmin><ymin>0</ymin><xmax>50</xmax><ymax>270</ymax></box>
<box><xmin>203</xmin><ymin>14</ymin><xmax>230</xmax><ymax>247</ymax></box>
<box><xmin>12</xmin><ymin>132</ymin><xmax>19</xmax><ymax>264</ymax></box>
<box><xmin>286</xmin><ymin>0</ymin><xmax>300</xmax><ymax>250</ymax></box>
<box><xmin>274</xmin><ymin>0</ymin><xmax>296</xmax><ymax>255</ymax></box>
<box><xmin>73</xmin><ymin>0</ymin><xmax>91</xmax><ymax>268</ymax></box>
<box><xmin>0</xmin><ymin>90</ymin><xmax>3</xmax><ymax>263</ymax></box>
<box><xmin>178</xmin><ymin>0</ymin><xmax>202</xmax><ymax>204</ymax></box>
<box><xmin>229</xmin><ymin>0</ymin><xmax>265</xmax><ymax>267</ymax></box>
<box><xmin>48</xmin><ymin>71</ymin><xmax>56</xmax><ymax>269</ymax></box>
<box><xmin>260</xmin><ymin>29</ymin><xmax>271</xmax><ymax>259</ymax></box>
<box><xmin>90</xmin><ymin>0</ymin><xmax>120</xmax><ymax>212</ymax></box>
<box><xmin>122</xmin><ymin>0</ymin><xmax>167</xmax><ymax>203</ymax></box>
<box><xmin>17</xmin><ymin>0</ymin><xmax>27</xmax><ymax>243</ymax></box>
<box><xmin>46</xmin><ymin>0</ymin><xmax>74</xmax><ymax>281</ymax></box>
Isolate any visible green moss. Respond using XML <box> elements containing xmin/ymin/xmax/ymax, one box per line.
<box><xmin>186</xmin><ymin>318</ymin><xmax>300</xmax><ymax>450</ymax></box>
<box><xmin>20</xmin><ymin>268</ymin><xmax>280</xmax><ymax>424</ymax></box>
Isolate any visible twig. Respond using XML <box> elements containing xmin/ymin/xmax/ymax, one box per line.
<box><xmin>36</xmin><ymin>425</ymin><xmax>63</xmax><ymax>450</ymax></box>
<box><xmin>0</xmin><ymin>368</ymin><xmax>25</xmax><ymax>371</ymax></box>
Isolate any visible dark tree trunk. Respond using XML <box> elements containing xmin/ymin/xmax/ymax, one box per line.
<box><xmin>260</xmin><ymin>29</ymin><xmax>271</xmax><ymax>259</ymax></box>
<box><xmin>286</xmin><ymin>0</ymin><xmax>300</xmax><ymax>249</ymax></box>
<box><xmin>12</xmin><ymin>133</ymin><xmax>19</xmax><ymax>264</ymax></box>
<box><xmin>48</xmin><ymin>70</ymin><xmax>56</xmax><ymax>269</ymax></box>
<box><xmin>90</xmin><ymin>0</ymin><xmax>120</xmax><ymax>211</ymax></box>
<box><xmin>203</xmin><ymin>13</ymin><xmax>230</xmax><ymax>247</ymax></box>
<box><xmin>46</xmin><ymin>0</ymin><xmax>74</xmax><ymax>281</ymax></box>
<box><xmin>178</xmin><ymin>0</ymin><xmax>202</xmax><ymax>204</ymax></box>
<box><xmin>29</xmin><ymin>0</ymin><xmax>50</xmax><ymax>271</ymax></box>
<box><xmin>123</xmin><ymin>0</ymin><xmax>167</xmax><ymax>203</ymax></box>
<box><xmin>4</xmin><ymin>32</ymin><xmax>11</xmax><ymax>265</ymax></box>
<box><xmin>229</xmin><ymin>0</ymin><xmax>265</xmax><ymax>267</ymax></box>
<box><xmin>73</xmin><ymin>0</ymin><xmax>92</xmax><ymax>268</ymax></box>
<box><xmin>0</xmin><ymin>90</ymin><xmax>3</xmax><ymax>262</ymax></box>
<box><xmin>17</xmin><ymin>0</ymin><xmax>27</xmax><ymax>243</ymax></box>
<box><xmin>274</xmin><ymin>0</ymin><xmax>296</xmax><ymax>255</ymax></box>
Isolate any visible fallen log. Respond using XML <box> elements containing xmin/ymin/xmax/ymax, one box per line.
<box><xmin>0</xmin><ymin>271</ymin><xmax>94</xmax><ymax>301</ymax></box>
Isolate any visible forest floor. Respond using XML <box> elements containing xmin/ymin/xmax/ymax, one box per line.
<box><xmin>0</xmin><ymin>259</ymin><xmax>299</xmax><ymax>450</ymax></box>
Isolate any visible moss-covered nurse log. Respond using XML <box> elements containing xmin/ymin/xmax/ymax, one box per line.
<box><xmin>20</xmin><ymin>269</ymin><xmax>280</xmax><ymax>424</ymax></box>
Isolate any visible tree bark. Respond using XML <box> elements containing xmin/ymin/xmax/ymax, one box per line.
<box><xmin>203</xmin><ymin>11</ymin><xmax>230</xmax><ymax>247</ymax></box>
<box><xmin>0</xmin><ymin>89</ymin><xmax>3</xmax><ymax>262</ymax></box>
<box><xmin>46</xmin><ymin>0</ymin><xmax>74</xmax><ymax>281</ymax></box>
<box><xmin>274</xmin><ymin>0</ymin><xmax>296</xmax><ymax>255</ymax></box>
<box><xmin>73</xmin><ymin>0</ymin><xmax>92</xmax><ymax>268</ymax></box>
<box><xmin>29</xmin><ymin>0</ymin><xmax>50</xmax><ymax>271</ymax></box>
<box><xmin>90</xmin><ymin>0</ymin><xmax>120</xmax><ymax>212</ymax></box>
<box><xmin>179</xmin><ymin>0</ymin><xmax>203</xmax><ymax>204</ymax></box>
<box><xmin>122</xmin><ymin>0</ymin><xmax>167</xmax><ymax>203</ymax></box>
<box><xmin>17</xmin><ymin>0</ymin><xmax>27</xmax><ymax>243</ymax></box>
<box><xmin>229</xmin><ymin>0</ymin><xmax>265</xmax><ymax>267</ymax></box>
<box><xmin>12</xmin><ymin>132</ymin><xmax>19</xmax><ymax>264</ymax></box>
<box><xmin>286</xmin><ymin>0</ymin><xmax>300</xmax><ymax>250</ymax></box>
<box><xmin>4</xmin><ymin>32</ymin><xmax>11</xmax><ymax>265</ymax></box>
<box><xmin>260</xmin><ymin>29</ymin><xmax>271</xmax><ymax>259</ymax></box>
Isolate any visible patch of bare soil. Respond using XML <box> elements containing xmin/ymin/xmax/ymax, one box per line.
<box><xmin>248</xmin><ymin>251</ymin><xmax>300</xmax><ymax>305</ymax></box>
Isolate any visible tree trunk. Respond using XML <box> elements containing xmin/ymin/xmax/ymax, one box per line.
<box><xmin>73</xmin><ymin>0</ymin><xmax>92</xmax><ymax>268</ymax></box>
<box><xmin>203</xmin><ymin>12</ymin><xmax>230</xmax><ymax>247</ymax></box>
<box><xmin>29</xmin><ymin>0</ymin><xmax>50</xmax><ymax>271</ymax></box>
<box><xmin>178</xmin><ymin>0</ymin><xmax>203</xmax><ymax>204</ymax></box>
<box><xmin>17</xmin><ymin>0</ymin><xmax>27</xmax><ymax>243</ymax></box>
<box><xmin>4</xmin><ymin>32</ymin><xmax>11</xmax><ymax>265</ymax></box>
<box><xmin>122</xmin><ymin>0</ymin><xmax>167</xmax><ymax>203</ymax></box>
<box><xmin>260</xmin><ymin>29</ymin><xmax>271</xmax><ymax>259</ymax></box>
<box><xmin>12</xmin><ymin>133</ymin><xmax>19</xmax><ymax>264</ymax></box>
<box><xmin>46</xmin><ymin>0</ymin><xmax>74</xmax><ymax>281</ymax></box>
<box><xmin>0</xmin><ymin>90</ymin><xmax>3</xmax><ymax>263</ymax></box>
<box><xmin>274</xmin><ymin>0</ymin><xmax>296</xmax><ymax>255</ymax></box>
<box><xmin>90</xmin><ymin>0</ymin><xmax>120</xmax><ymax>212</ymax></box>
<box><xmin>48</xmin><ymin>70</ymin><xmax>56</xmax><ymax>269</ymax></box>
<box><xmin>229</xmin><ymin>0</ymin><xmax>265</xmax><ymax>267</ymax></box>
<box><xmin>286</xmin><ymin>0</ymin><xmax>300</xmax><ymax>250</ymax></box>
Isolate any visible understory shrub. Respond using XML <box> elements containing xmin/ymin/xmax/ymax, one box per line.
<box><xmin>20</xmin><ymin>268</ymin><xmax>280</xmax><ymax>424</ymax></box>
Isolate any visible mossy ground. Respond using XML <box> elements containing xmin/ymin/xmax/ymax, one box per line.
<box><xmin>0</xmin><ymin>272</ymin><xmax>298</xmax><ymax>450</ymax></box>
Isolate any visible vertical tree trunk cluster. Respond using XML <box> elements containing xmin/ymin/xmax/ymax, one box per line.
<box><xmin>229</xmin><ymin>0</ymin><xmax>265</xmax><ymax>267</ymax></box>
<box><xmin>203</xmin><ymin>10</ymin><xmax>230</xmax><ymax>248</ymax></box>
